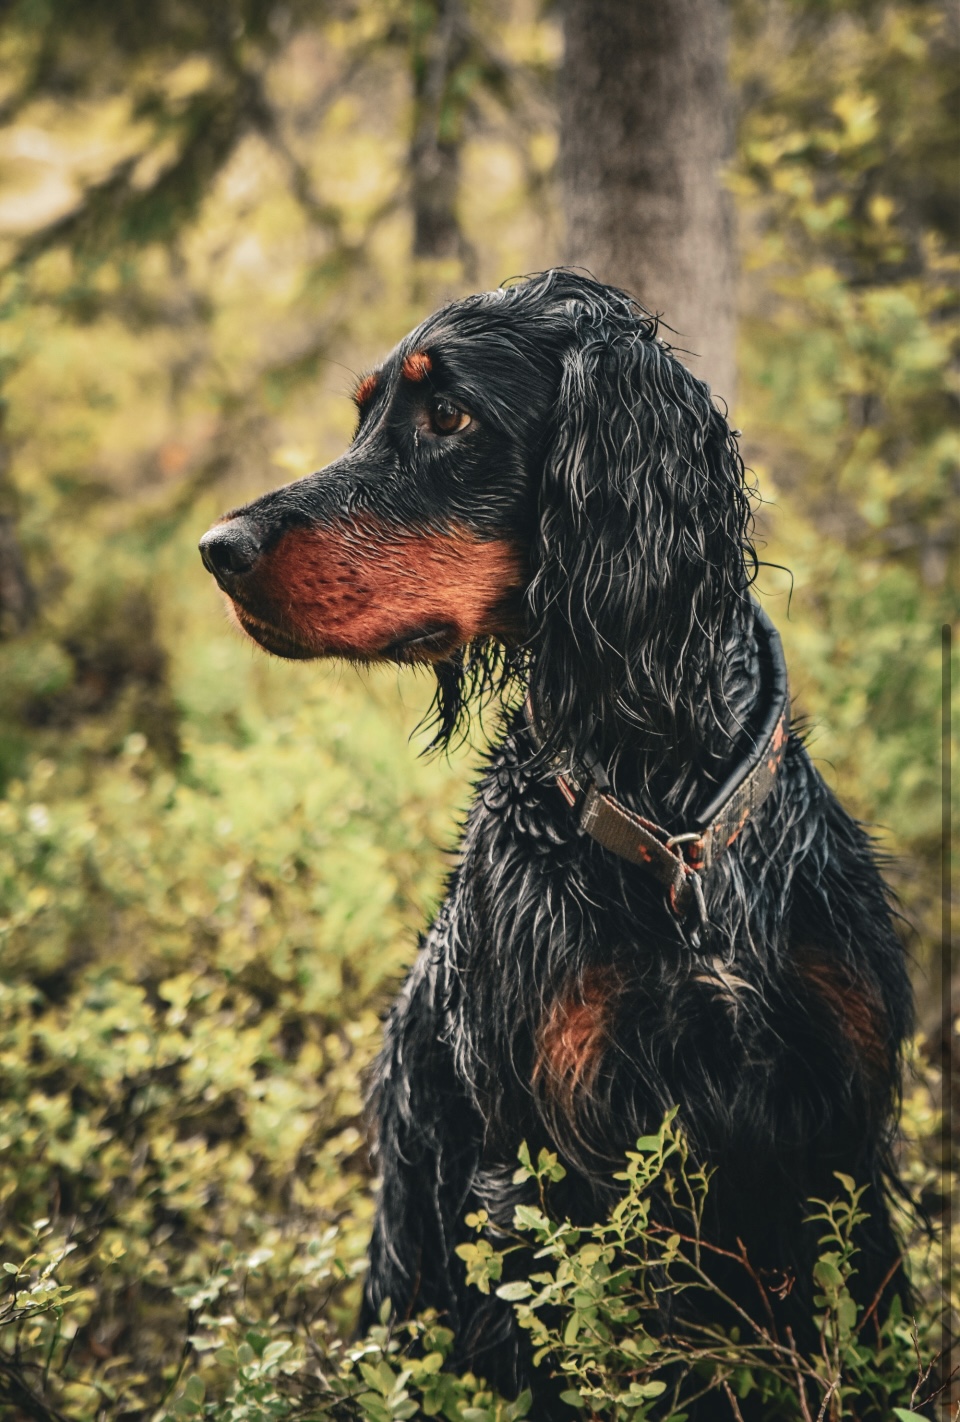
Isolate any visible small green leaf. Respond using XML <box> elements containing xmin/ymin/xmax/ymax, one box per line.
<box><xmin>244</xmin><ymin>1329</ymin><xmax>268</xmax><ymax>1357</ymax></box>
<box><xmin>813</xmin><ymin>1258</ymin><xmax>844</xmax><ymax>1291</ymax></box>
<box><xmin>495</xmin><ymin>1280</ymin><xmax>533</xmax><ymax>1301</ymax></box>
<box><xmin>513</xmin><ymin>1204</ymin><xmax>547</xmax><ymax>1232</ymax></box>
<box><xmin>629</xmin><ymin>1380</ymin><xmax>667</xmax><ymax>1398</ymax></box>
<box><xmin>506</xmin><ymin>1389</ymin><xmax>533</xmax><ymax>1419</ymax></box>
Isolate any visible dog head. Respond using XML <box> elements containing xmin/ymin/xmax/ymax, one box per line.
<box><xmin>200</xmin><ymin>270</ymin><xmax>755</xmax><ymax>755</ymax></box>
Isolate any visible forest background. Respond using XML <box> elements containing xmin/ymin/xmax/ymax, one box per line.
<box><xmin>0</xmin><ymin>0</ymin><xmax>956</xmax><ymax>1417</ymax></box>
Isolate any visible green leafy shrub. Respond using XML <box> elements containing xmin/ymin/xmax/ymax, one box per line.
<box><xmin>458</xmin><ymin>1114</ymin><xmax>940</xmax><ymax>1419</ymax></box>
<box><xmin>0</xmin><ymin>652</ymin><xmax>471</xmax><ymax>1416</ymax></box>
<box><xmin>1</xmin><ymin>1112</ymin><xmax>940</xmax><ymax>1420</ymax></box>
<box><xmin>734</xmin><ymin>0</ymin><xmax>959</xmax><ymax>954</ymax></box>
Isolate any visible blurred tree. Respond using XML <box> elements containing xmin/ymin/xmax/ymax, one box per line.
<box><xmin>408</xmin><ymin>0</ymin><xmax>550</xmax><ymax>283</ymax></box>
<box><xmin>0</xmin><ymin>425</ymin><xmax>35</xmax><ymax>640</ymax></box>
<box><xmin>4</xmin><ymin>0</ymin><xmax>343</xmax><ymax>266</ymax></box>
<box><xmin>559</xmin><ymin>0</ymin><xmax>737</xmax><ymax>400</ymax></box>
<box><xmin>410</xmin><ymin>0</ymin><xmax>471</xmax><ymax>264</ymax></box>
<box><xmin>733</xmin><ymin>0</ymin><xmax>958</xmax><ymax>993</ymax></box>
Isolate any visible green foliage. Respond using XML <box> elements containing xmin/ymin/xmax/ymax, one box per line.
<box><xmin>733</xmin><ymin>0</ymin><xmax>959</xmax><ymax>946</ymax></box>
<box><xmin>452</xmin><ymin>1114</ymin><xmax>939</xmax><ymax>1419</ymax></box>
<box><xmin>0</xmin><ymin>0</ymin><xmax>562</xmax><ymax>1409</ymax></box>
<box><xmin>2</xmin><ymin>1116</ymin><xmax>940</xmax><ymax>1419</ymax></box>
<box><xmin>0</xmin><ymin>660</ymin><xmax>474</xmax><ymax>1413</ymax></box>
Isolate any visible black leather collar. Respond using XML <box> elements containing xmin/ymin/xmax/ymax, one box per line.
<box><xmin>524</xmin><ymin>605</ymin><xmax>790</xmax><ymax>928</ymax></box>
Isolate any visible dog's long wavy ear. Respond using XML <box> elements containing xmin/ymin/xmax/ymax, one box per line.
<box><xmin>526</xmin><ymin>314</ymin><xmax>755</xmax><ymax>778</ymax></box>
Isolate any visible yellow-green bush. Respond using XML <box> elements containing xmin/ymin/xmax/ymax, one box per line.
<box><xmin>0</xmin><ymin>644</ymin><xmax>472</xmax><ymax>1412</ymax></box>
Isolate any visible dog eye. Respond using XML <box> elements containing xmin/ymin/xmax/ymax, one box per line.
<box><xmin>429</xmin><ymin>398</ymin><xmax>471</xmax><ymax>436</ymax></box>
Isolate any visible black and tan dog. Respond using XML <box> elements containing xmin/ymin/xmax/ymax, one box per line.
<box><xmin>200</xmin><ymin>270</ymin><xmax>912</xmax><ymax>1418</ymax></box>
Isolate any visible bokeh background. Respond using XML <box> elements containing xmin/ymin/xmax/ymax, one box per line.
<box><xmin>0</xmin><ymin>0</ymin><xmax>955</xmax><ymax>1416</ymax></box>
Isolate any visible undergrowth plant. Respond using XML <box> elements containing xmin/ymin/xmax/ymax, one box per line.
<box><xmin>458</xmin><ymin>1112</ymin><xmax>941</xmax><ymax>1420</ymax></box>
<box><xmin>0</xmin><ymin>1113</ymin><xmax>941</xmax><ymax>1421</ymax></box>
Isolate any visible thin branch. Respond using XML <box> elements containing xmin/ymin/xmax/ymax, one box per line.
<box><xmin>648</xmin><ymin>1223</ymin><xmax>783</xmax><ymax>1346</ymax></box>
<box><xmin>915</xmin><ymin>1358</ymin><xmax>960</xmax><ymax>1409</ymax></box>
<box><xmin>786</xmin><ymin>1327</ymin><xmax>816</xmax><ymax>1422</ymax></box>
<box><xmin>240</xmin><ymin>69</ymin><xmax>343</xmax><ymax>234</ymax></box>
<box><xmin>0</xmin><ymin>1356</ymin><xmax>73</xmax><ymax>1422</ymax></box>
<box><xmin>734</xmin><ymin>1235</ymin><xmax>780</xmax><ymax>1341</ymax></box>
<box><xmin>722</xmin><ymin>1378</ymin><xmax>746</xmax><ymax>1422</ymax></box>
<box><xmin>815</xmin><ymin>1376</ymin><xmax>839</xmax><ymax>1422</ymax></box>
<box><xmin>852</xmin><ymin>1254</ymin><xmax>902</xmax><ymax>1338</ymax></box>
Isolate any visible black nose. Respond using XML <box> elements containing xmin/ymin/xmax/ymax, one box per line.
<box><xmin>199</xmin><ymin>519</ymin><xmax>262</xmax><ymax>580</ymax></box>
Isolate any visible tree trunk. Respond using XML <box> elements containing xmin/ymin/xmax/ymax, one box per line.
<box><xmin>559</xmin><ymin>0</ymin><xmax>737</xmax><ymax>405</ymax></box>
<box><xmin>0</xmin><ymin>515</ymin><xmax>35</xmax><ymax>639</ymax></box>
<box><xmin>410</xmin><ymin>0</ymin><xmax>470</xmax><ymax>267</ymax></box>
<box><xmin>0</xmin><ymin>419</ymin><xmax>34</xmax><ymax>641</ymax></box>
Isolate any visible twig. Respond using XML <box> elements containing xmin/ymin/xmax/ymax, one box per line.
<box><xmin>815</xmin><ymin>1376</ymin><xmax>839</xmax><ymax>1422</ymax></box>
<box><xmin>735</xmin><ymin>1235</ymin><xmax>780</xmax><ymax>1341</ymax></box>
<box><xmin>646</xmin><ymin>1224</ymin><xmax>784</xmax><ymax>1350</ymax></box>
<box><xmin>916</xmin><ymin>1359</ymin><xmax>960</xmax><ymax>1408</ymax></box>
<box><xmin>0</xmin><ymin>1356</ymin><xmax>74</xmax><ymax>1422</ymax></box>
<box><xmin>910</xmin><ymin>1319</ymin><xmax>926</xmax><ymax>1407</ymax></box>
<box><xmin>852</xmin><ymin>1254</ymin><xmax>902</xmax><ymax>1337</ymax></box>
<box><xmin>786</xmin><ymin>1327</ymin><xmax>816</xmax><ymax>1422</ymax></box>
<box><xmin>722</xmin><ymin>1379</ymin><xmax>746</xmax><ymax>1421</ymax></box>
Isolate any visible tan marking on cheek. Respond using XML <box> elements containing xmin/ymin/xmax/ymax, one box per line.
<box><xmin>401</xmin><ymin>350</ymin><xmax>432</xmax><ymax>382</ymax></box>
<box><xmin>220</xmin><ymin>591</ymin><xmax>246</xmax><ymax>636</ymax></box>
<box><xmin>249</xmin><ymin>520</ymin><xmax>526</xmax><ymax>658</ymax></box>
<box><xmin>534</xmin><ymin>967</ymin><xmax>619</xmax><ymax>1106</ymax></box>
<box><xmin>223</xmin><ymin>593</ymin><xmax>303</xmax><ymax>656</ymax></box>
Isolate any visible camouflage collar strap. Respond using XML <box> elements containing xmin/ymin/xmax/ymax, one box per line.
<box><xmin>524</xmin><ymin>606</ymin><xmax>790</xmax><ymax>929</ymax></box>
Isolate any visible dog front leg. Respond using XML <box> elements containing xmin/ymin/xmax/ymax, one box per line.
<box><xmin>360</xmin><ymin>939</ymin><xmax>479</xmax><ymax>1335</ymax></box>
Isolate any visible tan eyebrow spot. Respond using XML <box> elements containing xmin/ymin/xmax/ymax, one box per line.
<box><xmin>401</xmin><ymin>351</ymin><xmax>432</xmax><ymax>382</ymax></box>
<box><xmin>354</xmin><ymin>372</ymin><xmax>379</xmax><ymax>410</ymax></box>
